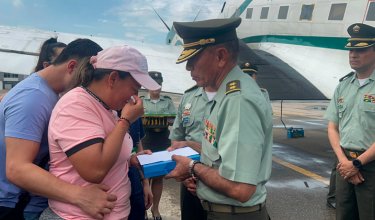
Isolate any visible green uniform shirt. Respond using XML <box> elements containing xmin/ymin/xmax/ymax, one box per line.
<box><xmin>324</xmin><ymin>70</ymin><xmax>375</xmax><ymax>151</ymax></box>
<box><xmin>169</xmin><ymin>86</ymin><xmax>209</xmax><ymax>143</ymax></box>
<box><xmin>197</xmin><ymin>66</ymin><xmax>273</xmax><ymax>207</ymax></box>
<box><xmin>142</xmin><ymin>95</ymin><xmax>176</xmax><ymax>115</ymax></box>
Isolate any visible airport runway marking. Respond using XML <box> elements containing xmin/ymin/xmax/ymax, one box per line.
<box><xmin>272</xmin><ymin>156</ymin><xmax>329</xmax><ymax>186</ymax></box>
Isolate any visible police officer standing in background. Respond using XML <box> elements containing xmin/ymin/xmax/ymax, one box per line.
<box><xmin>168</xmin><ymin>82</ymin><xmax>216</xmax><ymax>220</ymax></box>
<box><xmin>240</xmin><ymin>62</ymin><xmax>271</xmax><ymax>103</ymax></box>
<box><xmin>166</xmin><ymin>18</ymin><xmax>273</xmax><ymax>220</ymax></box>
<box><xmin>324</xmin><ymin>23</ymin><xmax>375</xmax><ymax>220</ymax></box>
<box><xmin>142</xmin><ymin>71</ymin><xmax>176</xmax><ymax>220</ymax></box>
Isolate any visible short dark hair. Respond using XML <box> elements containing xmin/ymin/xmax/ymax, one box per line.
<box><xmin>52</xmin><ymin>38</ymin><xmax>102</xmax><ymax>65</ymax></box>
<box><xmin>34</xmin><ymin>38</ymin><xmax>66</xmax><ymax>72</ymax></box>
<box><xmin>210</xmin><ymin>40</ymin><xmax>239</xmax><ymax>63</ymax></box>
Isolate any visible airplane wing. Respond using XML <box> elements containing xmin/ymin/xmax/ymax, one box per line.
<box><xmin>0</xmin><ymin>25</ymin><xmax>195</xmax><ymax>94</ymax></box>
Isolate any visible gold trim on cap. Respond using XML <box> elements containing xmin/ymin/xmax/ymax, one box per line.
<box><xmin>348</xmin><ymin>38</ymin><xmax>375</xmax><ymax>41</ymax></box>
<box><xmin>183</xmin><ymin>38</ymin><xmax>216</xmax><ymax>48</ymax></box>
<box><xmin>242</xmin><ymin>68</ymin><xmax>257</xmax><ymax>72</ymax></box>
<box><xmin>176</xmin><ymin>48</ymin><xmax>203</xmax><ymax>64</ymax></box>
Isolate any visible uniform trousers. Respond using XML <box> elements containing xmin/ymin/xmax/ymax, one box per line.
<box><xmin>206</xmin><ymin>206</ymin><xmax>270</xmax><ymax>220</ymax></box>
<box><xmin>336</xmin><ymin>159</ymin><xmax>375</xmax><ymax>220</ymax></box>
<box><xmin>180</xmin><ymin>184</ymin><xmax>206</xmax><ymax>220</ymax></box>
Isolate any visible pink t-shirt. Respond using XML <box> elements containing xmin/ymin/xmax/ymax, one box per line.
<box><xmin>48</xmin><ymin>87</ymin><xmax>132</xmax><ymax>220</ymax></box>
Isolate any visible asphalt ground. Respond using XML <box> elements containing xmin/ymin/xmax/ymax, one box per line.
<box><xmin>144</xmin><ymin>99</ymin><xmax>336</xmax><ymax>220</ymax></box>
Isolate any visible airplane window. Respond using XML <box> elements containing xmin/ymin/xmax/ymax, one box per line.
<box><xmin>300</xmin><ymin>4</ymin><xmax>314</xmax><ymax>20</ymax></box>
<box><xmin>246</xmin><ymin>8</ymin><xmax>253</xmax><ymax>19</ymax></box>
<box><xmin>278</xmin><ymin>6</ymin><xmax>289</xmax><ymax>19</ymax></box>
<box><xmin>328</xmin><ymin>3</ymin><xmax>347</xmax><ymax>20</ymax></box>
<box><xmin>260</xmin><ymin>7</ymin><xmax>269</xmax><ymax>19</ymax></box>
<box><xmin>366</xmin><ymin>2</ymin><xmax>375</xmax><ymax>21</ymax></box>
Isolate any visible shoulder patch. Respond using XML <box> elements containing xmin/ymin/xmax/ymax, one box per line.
<box><xmin>339</xmin><ymin>71</ymin><xmax>355</xmax><ymax>82</ymax></box>
<box><xmin>225</xmin><ymin>80</ymin><xmax>241</xmax><ymax>95</ymax></box>
<box><xmin>184</xmin><ymin>85</ymin><xmax>198</xmax><ymax>93</ymax></box>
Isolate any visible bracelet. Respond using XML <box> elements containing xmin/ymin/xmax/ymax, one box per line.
<box><xmin>189</xmin><ymin>160</ymin><xmax>202</xmax><ymax>179</ymax></box>
<box><xmin>118</xmin><ymin>117</ymin><xmax>131</xmax><ymax>126</ymax></box>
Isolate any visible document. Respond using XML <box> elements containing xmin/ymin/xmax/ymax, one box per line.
<box><xmin>137</xmin><ymin>147</ymin><xmax>198</xmax><ymax>165</ymax></box>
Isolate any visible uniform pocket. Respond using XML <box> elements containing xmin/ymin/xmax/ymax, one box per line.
<box><xmin>362</xmin><ymin>102</ymin><xmax>375</xmax><ymax>129</ymax></box>
<box><xmin>338</xmin><ymin>104</ymin><xmax>346</xmax><ymax>119</ymax></box>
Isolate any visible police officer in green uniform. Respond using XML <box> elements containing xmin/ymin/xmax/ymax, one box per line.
<box><xmin>324</xmin><ymin>23</ymin><xmax>375</xmax><ymax>220</ymax></box>
<box><xmin>166</xmin><ymin>18</ymin><xmax>273</xmax><ymax>220</ymax></box>
<box><xmin>168</xmin><ymin>83</ymin><xmax>216</xmax><ymax>220</ymax></box>
<box><xmin>240</xmin><ymin>62</ymin><xmax>271</xmax><ymax>103</ymax></box>
<box><xmin>142</xmin><ymin>71</ymin><xmax>176</xmax><ymax>220</ymax></box>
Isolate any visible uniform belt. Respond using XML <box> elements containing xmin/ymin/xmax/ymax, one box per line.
<box><xmin>342</xmin><ymin>147</ymin><xmax>365</xmax><ymax>159</ymax></box>
<box><xmin>201</xmin><ymin>200</ymin><xmax>264</xmax><ymax>214</ymax></box>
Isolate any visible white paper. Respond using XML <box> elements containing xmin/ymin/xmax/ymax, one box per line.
<box><xmin>137</xmin><ymin>147</ymin><xmax>198</xmax><ymax>165</ymax></box>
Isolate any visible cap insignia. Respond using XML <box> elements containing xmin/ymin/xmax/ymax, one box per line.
<box><xmin>225</xmin><ymin>80</ymin><xmax>241</xmax><ymax>95</ymax></box>
<box><xmin>245</xmin><ymin>62</ymin><xmax>250</xmax><ymax>67</ymax></box>
<box><xmin>183</xmin><ymin>38</ymin><xmax>216</xmax><ymax>48</ymax></box>
<box><xmin>353</xmin><ymin>25</ymin><xmax>360</xmax><ymax>33</ymax></box>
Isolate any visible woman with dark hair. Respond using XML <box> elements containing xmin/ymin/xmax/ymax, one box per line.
<box><xmin>41</xmin><ymin>45</ymin><xmax>160</xmax><ymax>219</ymax></box>
<box><xmin>34</xmin><ymin>38</ymin><xmax>67</xmax><ymax>72</ymax></box>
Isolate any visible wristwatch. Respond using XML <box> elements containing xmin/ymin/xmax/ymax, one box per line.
<box><xmin>352</xmin><ymin>159</ymin><xmax>363</xmax><ymax>169</ymax></box>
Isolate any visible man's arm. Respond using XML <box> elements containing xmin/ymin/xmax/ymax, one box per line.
<box><xmin>165</xmin><ymin>155</ymin><xmax>255</xmax><ymax>203</ymax></box>
<box><xmin>327</xmin><ymin>121</ymin><xmax>347</xmax><ymax>163</ymax></box>
<box><xmin>328</xmin><ymin>122</ymin><xmax>361</xmax><ymax>180</ymax></box>
<box><xmin>168</xmin><ymin>140</ymin><xmax>201</xmax><ymax>153</ymax></box>
<box><xmin>6</xmin><ymin>137</ymin><xmax>116</xmax><ymax>219</ymax></box>
<box><xmin>357</xmin><ymin>142</ymin><xmax>375</xmax><ymax>165</ymax></box>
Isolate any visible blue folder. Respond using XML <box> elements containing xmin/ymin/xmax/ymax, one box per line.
<box><xmin>142</xmin><ymin>154</ymin><xmax>200</xmax><ymax>178</ymax></box>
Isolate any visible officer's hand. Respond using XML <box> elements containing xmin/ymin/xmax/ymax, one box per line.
<box><xmin>143</xmin><ymin>179</ymin><xmax>153</xmax><ymax>209</ymax></box>
<box><xmin>348</xmin><ymin>172</ymin><xmax>365</xmax><ymax>185</ymax></box>
<box><xmin>167</xmin><ymin>141</ymin><xmax>187</xmax><ymax>151</ymax></box>
<box><xmin>183</xmin><ymin>177</ymin><xmax>197</xmax><ymax>196</ymax></box>
<box><xmin>165</xmin><ymin>155</ymin><xmax>191</xmax><ymax>181</ymax></box>
<box><xmin>121</xmin><ymin>95</ymin><xmax>144</xmax><ymax>123</ymax></box>
<box><xmin>337</xmin><ymin>160</ymin><xmax>358</xmax><ymax>179</ymax></box>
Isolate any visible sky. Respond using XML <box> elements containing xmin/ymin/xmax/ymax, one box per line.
<box><xmin>0</xmin><ymin>0</ymin><xmax>226</xmax><ymax>45</ymax></box>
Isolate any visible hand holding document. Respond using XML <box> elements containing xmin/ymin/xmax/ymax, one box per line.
<box><xmin>137</xmin><ymin>147</ymin><xmax>200</xmax><ymax>178</ymax></box>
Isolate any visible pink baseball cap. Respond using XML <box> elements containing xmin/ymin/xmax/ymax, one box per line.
<box><xmin>90</xmin><ymin>45</ymin><xmax>161</xmax><ymax>91</ymax></box>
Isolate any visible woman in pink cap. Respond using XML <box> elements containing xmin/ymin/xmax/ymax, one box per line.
<box><xmin>40</xmin><ymin>45</ymin><xmax>160</xmax><ymax>220</ymax></box>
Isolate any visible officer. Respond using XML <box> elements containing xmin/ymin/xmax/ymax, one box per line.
<box><xmin>324</xmin><ymin>23</ymin><xmax>375</xmax><ymax>220</ymax></box>
<box><xmin>141</xmin><ymin>71</ymin><xmax>176</xmax><ymax>220</ymax></box>
<box><xmin>168</xmin><ymin>83</ymin><xmax>216</xmax><ymax>220</ymax></box>
<box><xmin>240</xmin><ymin>62</ymin><xmax>271</xmax><ymax>103</ymax></box>
<box><xmin>166</xmin><ymin>18</ymin><xmax>273</xmax><ymax>220</ymax></box>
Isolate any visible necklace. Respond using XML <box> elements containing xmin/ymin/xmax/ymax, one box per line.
<box><xmin>81</xmin><ymin>86</ymin><xmax>111</xmax><ymax>110</ymax></box>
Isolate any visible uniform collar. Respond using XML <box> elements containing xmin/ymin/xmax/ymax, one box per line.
<box><xmin>351</xmin><ymin>69</ymin><xmax>375</xmax><ymax>83</ymax></box>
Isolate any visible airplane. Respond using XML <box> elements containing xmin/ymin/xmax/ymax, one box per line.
<box><xmin>0</xmin><ymin>25</ymin><xmax>195</xmax><ymax>94</ymax></box>
<box><xmin>167</xmin><ymin>0</ymin><xmax>375</xmax><ymax>100</ymax></box>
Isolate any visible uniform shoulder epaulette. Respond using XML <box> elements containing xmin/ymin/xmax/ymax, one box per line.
<box><xmin>163</xmin><ymin>95</ymin><xmax>172</xmax><ymax>99</ymax></box>
<box><xmin>225</xmin><ymin>80</ymin><xmax>241</xmax><ymax>95</ymax></box>
<box><xmin>140</xmin><ymin>95</ymin><xmax>145</xmax><ymax>99</ymax></box>
<box><xmin>260</xmin><ymin>88</ymin><xmax>267</xmax><ymax>92</ymax></box>
<box><xmin>339</xmin><ymin>71</ymin><xmax>355</xmax><ymax>82</ymax></box>
<box><xmin>184</xmin><ymin>85</ymin><xmax>198</xmax><ymax>93</ymax></box>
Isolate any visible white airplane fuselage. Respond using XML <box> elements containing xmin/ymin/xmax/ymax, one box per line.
<box><xmin>219</xmin><ymin>0</ymin><xmax>375</xmax><ymax>99</ymax></box>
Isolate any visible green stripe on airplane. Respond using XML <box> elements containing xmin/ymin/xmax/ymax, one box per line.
<box><xmin>241</xmin><ymin>35</ymin><xmax>349</xmax><ymax>50</ymax></box>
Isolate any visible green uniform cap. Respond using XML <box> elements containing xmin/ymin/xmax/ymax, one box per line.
<box><xmin>148</xmin><ymin>71</ymin><xmax>163</xmax><ymax>85</ymax></box>
<box><xmin>345</xmin><ymin>23</ymin><xmax>375</xmax><ymax>49</ymax></box>
<box><xmin>239</xmin><ymin>61</ymin><xmax>258</xmax><ymax>76</ymax></box>
<box><xmin>173</xmin><ymin>17</ymin><xmax>241</xmax><ymax>64</ymax></box>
